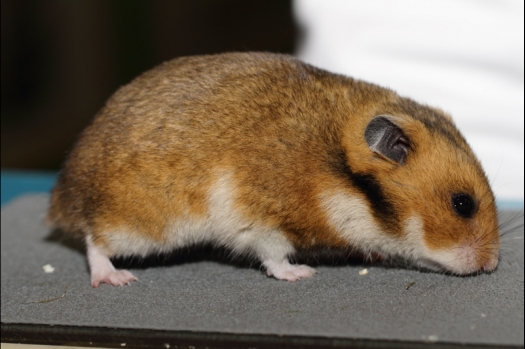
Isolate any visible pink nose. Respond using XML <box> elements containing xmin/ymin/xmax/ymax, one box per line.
<box><xmin>480</xmin><ymin>258</ymin><xmax>499</xmax><ymax>272</ymax></box>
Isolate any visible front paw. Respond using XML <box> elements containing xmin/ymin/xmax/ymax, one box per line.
<box><xmin>265</xmin><ymin>260</ymin><xmax>316</xmax><ymax>281</ymax></box>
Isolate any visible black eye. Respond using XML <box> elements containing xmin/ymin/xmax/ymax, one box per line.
<box><xmin>452</xmin><ymin>194</ymin><xmax>475</xmax><ymax>218</ymax></box>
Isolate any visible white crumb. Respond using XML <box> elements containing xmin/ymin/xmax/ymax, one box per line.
<box><xmin>42</xmin><ymin>264</ymin><xmax>55</xmax><ymax>273</ymax></box>
<box><xmin>358</xmin><ymin>268</ymin><xmax>369</xmax><ymax>275</ymax></box>
<box><xmin>427</xmin><ymin>335</ymin><xmax>439</xmax><ymax>342</ymax></box>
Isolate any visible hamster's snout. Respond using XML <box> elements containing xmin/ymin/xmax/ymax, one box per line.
<box><xmin>455</xmin><ymin>237</ymin><xmax>500</xmax><ymax>274</ymax></box>
<box><xmin>480</xmin><ymin>257</ymin><xmax>499</xmax><ymax>273</ymax></box>
<box><xmin>420</xmin><ymin>233</ymin><xmax>500</xmax><ymax>275</ymax></box>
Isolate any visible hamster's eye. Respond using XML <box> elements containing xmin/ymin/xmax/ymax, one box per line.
<box><xmin>452</xmin><ymin>194</ymin><xmax>475</xmax><ymax>218</ymax></box>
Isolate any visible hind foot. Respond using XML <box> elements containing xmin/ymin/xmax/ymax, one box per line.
<box><xmin>86</xmin><ymin>235</ymin><xmax>138</xmax><ymax>287</ymax></box>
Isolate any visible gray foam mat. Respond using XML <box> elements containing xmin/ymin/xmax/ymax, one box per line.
<box><xmin>1</xmin><ymin>195</ymin><xmax>524</xmax><ymax>347</ymax></box>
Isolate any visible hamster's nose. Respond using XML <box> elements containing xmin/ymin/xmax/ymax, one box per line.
<box><xmin>480</xmin><ymin>257</ymin><xmax>499</xmax><ymax>273</ymax></box>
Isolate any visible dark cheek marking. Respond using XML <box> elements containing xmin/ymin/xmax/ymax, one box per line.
<box><xmin>329</xmin><ymin>149</ymin><xmax>400</xmax><ymax>233</ymax></box>
<box><xmin>351</xmin><ymin>173</ymin><xmax>398</xmax><ymax>229</ymax></box>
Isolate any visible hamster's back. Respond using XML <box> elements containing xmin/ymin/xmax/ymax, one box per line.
<box><xmin>48</xmin><ymin>53</ymin><xmax>380</xmax><ymax>239</ymax></box>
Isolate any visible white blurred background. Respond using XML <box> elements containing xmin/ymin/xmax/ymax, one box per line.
<box><xmin>294</xmin><ymin>0</ymin><xmax>524</xmax><ymax>205</ymax></box>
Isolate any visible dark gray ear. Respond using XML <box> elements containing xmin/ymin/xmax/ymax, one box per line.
<box><xmin>364</xmin><ymin>116</ymin><xmax>410</xmax><ymax>165</ymax></box>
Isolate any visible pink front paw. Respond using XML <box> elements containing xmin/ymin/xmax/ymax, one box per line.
<box><xmin>91</xmin><ymin>269</ymin><xmax>138</xmax><ymax>288</ymax></box>
<box><xmin>265</xmin><ymin>260</ymin><xmax>316</xmax><ymax>281</ymax></box>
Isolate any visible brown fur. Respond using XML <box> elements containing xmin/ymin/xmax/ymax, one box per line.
<box><xmin>48</xmin><ymin>52</ymin><xmax>499</xmax><ymax>270</ymax></box>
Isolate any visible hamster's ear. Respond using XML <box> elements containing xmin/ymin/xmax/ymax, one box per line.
<box><xmin>364</xmin><ymin>116</ymin><xmax>410</xmax><ymax>165</ymax></box>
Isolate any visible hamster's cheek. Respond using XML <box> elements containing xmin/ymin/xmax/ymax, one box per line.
<box><xmin>319</xmin><ymin>190</ymin><xmax>419</xmax><ymax>260</ymax></box>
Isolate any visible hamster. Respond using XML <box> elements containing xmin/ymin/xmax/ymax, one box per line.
<box><xmin>47</xmin><ymin>52</ymin><xmax>500</xmax><ymax>287</ymax></box>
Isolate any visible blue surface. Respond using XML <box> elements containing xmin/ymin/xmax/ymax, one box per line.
<box><xmin>1</xmin><ymin>170</ymin><xmax>58</xmax><ymax>206</ymax></box>
<box><xmin>498</xmin><ymin>201</ymin><xmax>525</xmax><ymax>210</ymax></box>
<box><xmin>1</xmin><ymin>169</ymin><xmax>523</xmax><ymax>209</ymax></box>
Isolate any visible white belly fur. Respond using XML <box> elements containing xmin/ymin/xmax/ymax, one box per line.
<box><xmin>99</xmin><ymin>171</ymin><xmax>296</xmax><ymax>263</ymax></box>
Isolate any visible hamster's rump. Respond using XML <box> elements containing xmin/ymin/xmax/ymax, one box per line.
<box><xmin>47</xmin><ymin>52</ymin><xmax>500</xmax><ymax>286</ymax></box>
